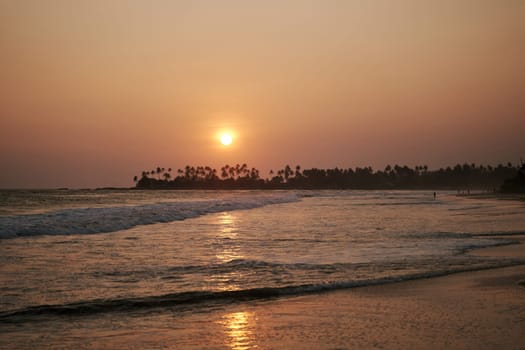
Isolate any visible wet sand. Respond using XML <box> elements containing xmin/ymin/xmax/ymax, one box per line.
<box><xmin>189</xmin><ymin>238</ymin><xmax>525</xmax><ymax>350</ymax></box>
<box><xmin>2</xmin><ymin>239</ymin><xmax>524</xmax><ymax>349</ymax></box>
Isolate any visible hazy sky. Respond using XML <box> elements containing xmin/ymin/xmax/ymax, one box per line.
<box><xmin>1</xmin><ymin>0</ymin><xmax>524</xmax><ymax>188</ymax></box>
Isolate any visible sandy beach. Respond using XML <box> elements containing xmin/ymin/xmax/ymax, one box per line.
<box><xmin>170</xmin><ymin>238</ymin><xmax>525</xmax><ymax>350</ymax></box>
<box><xmin>6</xmin><ymin>242</ymin><xmax>521</xmax><ymax>350</ymax></box>
<box><xmin>80</xmin><ymin>237</ymin><xmax>524</xmax><ymax>350</ymax></box>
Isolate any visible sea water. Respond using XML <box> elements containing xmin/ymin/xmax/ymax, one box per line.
<box><xmin>0</xmin><ymin>189</ymin><xmax>524</xmax><ymax>349</ymax></box>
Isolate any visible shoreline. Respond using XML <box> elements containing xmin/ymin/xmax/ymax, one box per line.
<box><xmin>459</xmin><ymin>192</ymin><xmax>525</xmax><ymax>202</ymax></box>
<box><xmin>76</xmin><ymin>236</ymin><xmax>523</xmax><ymax>350</ymax></box>
<box><xmin>472</xmin><ymin>235</ymin><xmax>525</xmax><ymax>258</ymax></box>
<box><xmin>3</xmin><ymin>241</ymin><xmax>524</xmax><ymax>350</ymax></box>
<box><xmin>214</xmin><ymin>238</ymin><xmax>525</xmax><ymax>350</ymax></box>
<box><xmin>183</xmin><ymin>237</ymin><xmax>525</xmax><ymax>349</ymax></box>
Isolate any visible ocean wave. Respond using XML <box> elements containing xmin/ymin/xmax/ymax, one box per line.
<box><xmin>100</xmin><ymin>259</ymin><xmax>342</xmax><ymax>279</ymax></box>
<box><xmin>472</xmin><ymin>231</ymin><xmax>525</xmax><ymax>237</ymax></box>
<box><xmin>0</xmin><ymin>193</ymin><xmax>300</xmax><ymax>238</ymax></box>
<box><xmin>2</xmin><ymin>260</ymin><xmax>522</xmax><ymax>322</ymax></box>
<box><xmin>90</xmin><ymin>251</ymin><xmax>520</xmax><ymax>286</ymax></box>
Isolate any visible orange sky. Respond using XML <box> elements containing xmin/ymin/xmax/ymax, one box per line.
<box><xmin>1</xmin><ymin>0</ymin><xmax>524</xmax><ymax>188</ymax></box>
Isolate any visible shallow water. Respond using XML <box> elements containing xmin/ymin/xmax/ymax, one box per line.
<box><xmin>0</xmin><ymin>190</ymin><xmax>524</xmax><ymax>349</ymax></box>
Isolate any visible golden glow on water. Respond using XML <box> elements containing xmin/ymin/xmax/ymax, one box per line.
<box><xmin>216</xmin><ymin>212</ymin><xmax>242</xmax><ymax>263</ymax></box>
<box><xmin>218</xmin><ymin>213</ymin><xmax>237</xmax><ymax>239</ymax></box>
<box><xmin>220</xmin><ymin>311</ymin><xmax>257</xmax><ymax>350</ymax></box>
<box><xmin>213</xmin><ymin>212</ymin><xmax>244</xmax><ymax>291</ymax></box>
<box><xmin>216</xmin><ymin>213</ymin><xmax>244</xmax><ymax>263</ymax></box>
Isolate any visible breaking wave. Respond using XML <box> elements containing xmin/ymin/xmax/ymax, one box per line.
<box><xmin>0</xmin><ymin>193</ymin><xmax>300</xmax><ymax>238</ymax></box>
<box><xmin>1</xmin><ymin>260</ymin><xmax>522</xmax><ymax>322</ymax></box>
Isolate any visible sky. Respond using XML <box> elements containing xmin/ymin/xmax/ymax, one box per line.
<box><xmin>1</xmin><ymin>0</ymin><xmax>524</xmax><ymax>188</ymax></box>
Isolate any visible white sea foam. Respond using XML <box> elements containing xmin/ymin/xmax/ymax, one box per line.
<box><xmin>0</xmin><ymin>192</ymin><xmax>300</xmax><ymax>238</ymax></box>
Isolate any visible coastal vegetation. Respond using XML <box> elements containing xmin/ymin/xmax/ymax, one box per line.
<box><xmin>500</xmin><ymin>163</ymin><xmax>525</xmax><ymax>193</ymax></box>
<box><xmin>133</xmin><ymin>163</ymin><xmax>521</xmax><ymax>191</ymax></box>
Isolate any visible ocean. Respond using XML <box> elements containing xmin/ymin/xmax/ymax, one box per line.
<box><xmin>1</xmin><ymin>189</ymin><xmax>524</xmax><ymax>349</ymax></box>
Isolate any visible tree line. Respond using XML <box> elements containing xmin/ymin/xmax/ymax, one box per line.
<box><xmin>133</xmin><ymin>162</ymin><xmax>521</xmax><ymax>191</ymax></box>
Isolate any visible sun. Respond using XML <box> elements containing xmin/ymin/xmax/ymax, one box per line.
<box><xmin>220</xmin><ymin>133</ymin><xmax>233</xmax><ymax>146</ymax></box>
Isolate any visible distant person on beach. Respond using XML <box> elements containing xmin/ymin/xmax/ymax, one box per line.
<box><xmin>433</xmin><ymin>192</ymin><xmax>436</xmax><ymax>199</ymax></box>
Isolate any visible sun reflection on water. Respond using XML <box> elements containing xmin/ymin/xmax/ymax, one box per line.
<box><xmin>215</xmin><ymin>212</ymin><xmax>243</xmax><ymax>263</ymax></box>
<box><xmin>218</xmin><ymin>212</ymin><xmax>237</xmax><ymax>238</ymax></box>
<box><xmin>220</xmin><ymin>311</ymin><xmax>257</xmax><ymax>350</ymax></box>
<box><xmin>212</xmin><ymin>212</ymin><xmax>245</xmax><ymax>291</ymax></box>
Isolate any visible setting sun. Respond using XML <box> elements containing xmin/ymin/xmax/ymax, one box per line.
<box><xmin>220</xmin><ymin>133</ymin><xmax>233</xmax><ymax>146</ymax></box>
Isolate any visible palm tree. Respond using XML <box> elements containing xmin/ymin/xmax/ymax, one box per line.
<box><xmin>235</xmin><ymin>164</ymin><xmax>241</xmax><ymax>179</ymax></box>
<box><xmin>284</xmin><ymin>165</ymin><xmax>293</xmax><ymax>182</ymax></box>
<box><xmin>295</xmin><ymin>165</ymin><xmax>302</xmax><ymax>177</ymax></box>
<box><xmin>277</xmin><ymin>169</ymin><xmax>284</xmax><ymax>183</ymax></box>
<box><xmin>221</xmin><ymin>165</ymin><xmax>229</xmax><ymax>179</ymax></box>
<box><xmin>156</xmin><ymin>167</ymin><xmax>165</xmax><ymax>180</ymax></box>
<box><xmin>240</xmin><ymin>163</ymin><xmax>248</xmax><ymax>178</ymax></box>
<box><xmin>250</xmin><ymin>167</ymin><xmax>259</xmax><ymax>180</ymax></box>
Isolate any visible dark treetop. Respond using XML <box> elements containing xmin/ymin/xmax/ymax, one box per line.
<box><xmin>133</xmin><ymin>163</ymin><xmax>522</xmax><ymax>192</ymax></box>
